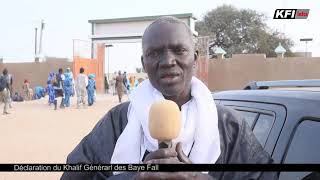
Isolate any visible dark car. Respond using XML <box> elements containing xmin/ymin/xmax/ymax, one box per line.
<box><xmin>213</xmin><ymin>80</ymin><xmax>320</xmax><ymax>180</ymax></box>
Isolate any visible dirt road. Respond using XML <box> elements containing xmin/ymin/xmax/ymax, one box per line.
<box><xmin>0</xmin><ymin>94</ymin><xmax>127</xmax><ymax>180</ymax></box>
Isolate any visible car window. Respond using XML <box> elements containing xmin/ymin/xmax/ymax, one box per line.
<box><xmin>279</xmin><ymin>120</ymin><xmax>320</xmax><ymax>180</ymax></box>
<box><xmin>219</xmin><ymin>101</ymin><xmax>287</xmax><ymax>159</ymax></box>
<box><xmin>237</xmin><ymin>110</ymin><xmax>258</xmax><ymax>128</ymax></box>
<box><xmin>235</xmin><ymin>110</ymin><xmax>274</xmax><ymax>146</ymax></box>
<box><xmin>253</xmin><ymin>114</ymin><xmax>274</xmax><ymax>146</ymax></box>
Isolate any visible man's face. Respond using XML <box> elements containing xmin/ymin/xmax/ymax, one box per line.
<box><xmin>142</xmin><ymin>23</ymin><xmax>196</xmax><ymax>97</ymax></box>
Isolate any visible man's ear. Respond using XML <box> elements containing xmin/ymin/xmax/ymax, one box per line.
<box><xmin>141</xmin><ymin>55</ymin><xmax>146</xmax><ymax>73</ymax></box>
<box><xmin>193</xmin><ymin>50</ymin><xmax>199</xmax><ymax>69</ymax></box>
<box><xmin>194</xmin><ymin>50</ymin><xmax>199</xmax><ymax>62</ymax></box>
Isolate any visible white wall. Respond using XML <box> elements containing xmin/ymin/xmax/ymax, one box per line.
<box><xmin>93</xmin><ymin>18</ymin><xmax>190</xmax><ymax>38</ymax></box>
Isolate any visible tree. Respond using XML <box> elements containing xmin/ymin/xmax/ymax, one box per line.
<box><xmin>136</xmin><ymin>67</ymin><xmax>145</xmax><ymax>73</ymax></box>
<box><xmin>136</xmin><ymin>67</ymin><xmax>142</xmax><ymax>73</ymax></box>
<box><xmin>196</xmin><ymin>5</ymin><xmax>294</xmax><ymax>57</ymax></box>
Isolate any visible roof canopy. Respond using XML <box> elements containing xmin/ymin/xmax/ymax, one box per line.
<box><xmin>275</xmin><ymin>43</ymin><xmax>286</xmax><ymax>53</ymax></box>
<box><xmin>214</xmin><ymin>47</ymin><xmax>226</xmax><ymax>54</ymax></box>
<box><xmin>89</xmin><ymin>13</ymin><xmax>196</xmax><ymax>24</ymax></box>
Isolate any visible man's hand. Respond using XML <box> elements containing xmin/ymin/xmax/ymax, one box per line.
<box><xmin>135</xmin><ymin>142</ymin><xmax>214</xmax><ymax>180</ymax></box>
<box><xmin>143</xmin><ymin>144</ymin><xmax>178</xmax><ymax>164</ymax></box>
<box><xmin>143</xmin><ymin>142</ymin><xmax>191</xmax><ymax>164</ymax></box>
<box><xmin>135</xmin><ymin>172</ymin><xmax>214</xmax><ymax>180</ymax></box>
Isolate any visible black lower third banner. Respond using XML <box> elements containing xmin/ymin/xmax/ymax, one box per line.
<box><xmin>0</xmin><ymin>164</ymin><xmax>319</xmax><ymax>172</ymax></box>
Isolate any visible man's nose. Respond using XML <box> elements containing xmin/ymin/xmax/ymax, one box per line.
<box><xmin>159</xmin><ymin>50</ymin><xmax>176</xmax><ymax>67</ymax></box>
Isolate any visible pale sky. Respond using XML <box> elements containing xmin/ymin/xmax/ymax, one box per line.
<box><xmin>0</xmin><ymin>0</ymin><xmax>319</xmax><ymax>73</ymax></box>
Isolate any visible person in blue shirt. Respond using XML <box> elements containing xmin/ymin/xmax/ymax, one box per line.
<box><xmin>63</xmin><ymin>72</ymin><xmax>73</xmax><ymax>107</ymax></box>
<box><xmin>65</xmin><ymin>67</ymin><xmax>75</xmax><ymax>97</ymax></box>
<box><xmin>87</xmin><ymin>74</ymin><xmax>96</xmax><ymax>106</ymax></box>
<box><xmin>34</xmin><ymin>86</ymin><xmax>45</xmax><ymax>99</ymax></box>
<box><xmin>47</xmin><ymin>72</ymin><xmax>56</xmax><ymax>106</ymax></box>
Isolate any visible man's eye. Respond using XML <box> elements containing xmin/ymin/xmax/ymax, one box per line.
<box><xmin>175</xmin><ymin>48</ymin><xmax>188</xmax><ymax>55</ymax></box>
<box><xmin>147</xmin><ymin>51</ymin><xmax>159</xmax><ymax>57</ymax></box>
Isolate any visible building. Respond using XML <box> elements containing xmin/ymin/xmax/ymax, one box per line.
<box><xmin>88</xmin><ymin>13</ymin><xmax>198</xmax><ymax>46</ymax></box>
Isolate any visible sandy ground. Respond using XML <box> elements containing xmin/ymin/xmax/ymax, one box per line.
<box><xmin>0</xmin><ymin>94</ymin><xmax>128</xmax><ymax>180</ymax></box>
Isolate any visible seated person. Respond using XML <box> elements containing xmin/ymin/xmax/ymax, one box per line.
<box><xmin>34</xmin><ymin>86</ymin><xmax>46</xmax><ymax>99</ymax></box>
<box><xmin>12</xmin><ymin>92</ymin><xmax>24</xmax><ymax>102</ymax></box>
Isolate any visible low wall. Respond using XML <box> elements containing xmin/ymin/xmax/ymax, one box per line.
<box><xmin>208</xmin><ymin>55</ymin><xmax>320</xmax><ymax>91</ymax></box>
<box><xmin>0</xmin><ymin>60</ymin><xmax>72</xmax><ymax>95</ymax></box>
<box><xmin>2</xmin><ymin>54</ymin><xmax>320</xmax><ymax>94</ymax></box>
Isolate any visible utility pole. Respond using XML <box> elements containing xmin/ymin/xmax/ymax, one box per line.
<box><xmin>38</xmin><ymin>20</ymin><xmax>45</xmax><ymax>57</ymax></box>
<box><xmin>300</xmin><ymin>38</ymin><xmax>313</xmax><ymax>57</ymax></box>
<box><xmin>34</xmin><ymin>28</ymin><xmax>38</xmax><ymax>56</ymax></box>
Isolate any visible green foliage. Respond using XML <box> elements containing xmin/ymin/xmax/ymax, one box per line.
<box><xmin>196</xmin><ymin>5</ymin><xmax>294</xmax><ymax>57</ymax></box>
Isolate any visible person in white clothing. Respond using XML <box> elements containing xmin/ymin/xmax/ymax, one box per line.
<box><xmin>76</xmin><ymin>67</ymin><xmax>88</xmax><ymax>108</ymax></box>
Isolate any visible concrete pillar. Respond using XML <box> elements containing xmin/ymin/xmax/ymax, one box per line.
<box><xmin>277</xmin><ymin>52</ymin><xmax>284</xmax><ymax>59</ymax></box>
<box><xmin>214</xmin><ymin>47</ymin><xmax>226</xmax><ymax>60</ymax></box>
<box><xmin>216</xmin><ymin>53</ymin><xmax>224</xmax><ymax>59</ymax></box>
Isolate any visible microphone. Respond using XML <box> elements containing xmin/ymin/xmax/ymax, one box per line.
<box><xmin>149</xmin><ymin>100</ymin><xmax>181</xmax><ymax>149</ymax></box>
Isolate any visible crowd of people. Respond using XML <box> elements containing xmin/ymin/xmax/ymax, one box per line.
<box><xmin>0</xmin><ymin>64</ymin><xmax>144</xmax><ymax>115</ymax></box>
<box><xmin>0</xmin><ymin>66</ymin><xmax>97</xmax><ymax>114</ymax></box>
<box><xmin>47</xmin><ymin>67</ymin><xmax>96</xmax><ymax>110</ymax></box>
<box><xmin>108</xmin><ymin>71</ymin><xmax>140</xmax><ymax>103</ymax></box>
<box><xmin>0</xmin><ymin>69</ymin><xmax>48</xmax><ymax>114</ymax></box>
<box><xmin>20</xmin><ymin>79</ymin><xmax>46</xmax><ymax>101</ymax></box>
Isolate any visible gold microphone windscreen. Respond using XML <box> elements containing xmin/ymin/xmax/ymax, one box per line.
<box><xmin>149</xmin><ymin>100</ymin><xmax>181</xmax><ymax>141</ymax></box>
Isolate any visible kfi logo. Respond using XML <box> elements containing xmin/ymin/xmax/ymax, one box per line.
<box><xmin>273</xmin><ymin>9</ymin><xmax>309</xmax><ymax>19</ymax></box>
